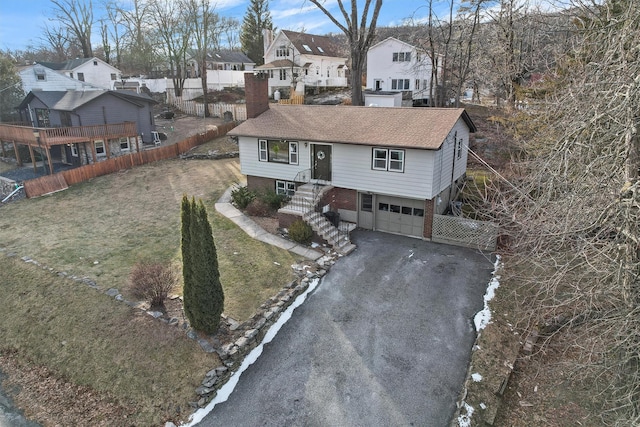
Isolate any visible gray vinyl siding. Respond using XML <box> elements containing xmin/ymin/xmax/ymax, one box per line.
<box><xmin>332</xmin><ymin>144</ymin><xmax>435</xmax><ymax>199</ymax></box>
<box><xmin>75</xmin><ymin>96</ymin><xmax>153</xmax><ymax>142</ymax></box>
<box><xmin>239</xmin><ymin>136</ymin><xmax>312</xmax><ymax>180</ymax></box>
<box><xmin>431</xmin><ymin>118</ymin><xmax>470</xmax><ymax>196</ymax></box>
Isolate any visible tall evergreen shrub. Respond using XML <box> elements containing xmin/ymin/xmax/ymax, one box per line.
<box><xmin>181</xmin><ymin>196</ymin><xmax>224</xmax><ymax>334</ymax></box>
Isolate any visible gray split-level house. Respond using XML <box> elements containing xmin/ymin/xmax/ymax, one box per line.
<box><xmin>14</xmin><ymin>90</ymin><xmax>156</xmax><ymax>168</ymax></box>
<box><xmin>229</xmin><ymin>73</ymin><xmax>476</xmax><ymax>247</ymax></box>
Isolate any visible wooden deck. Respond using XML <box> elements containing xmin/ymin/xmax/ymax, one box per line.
<box><xmin>0</xmin><ymin>122</ymin><xmax>138</xmax><ymax>147</ymax></box>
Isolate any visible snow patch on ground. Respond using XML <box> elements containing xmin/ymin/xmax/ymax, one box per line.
<box><xmin>458</xmin><ymin>255</ymin><xmax>502</xmax><ymax>427</ymax></box>
<box><xmin>473</xmin><ymin>255</ymin><xmax>501</xmax><ymax>332</ymax></box>
<box><xmin>457</xmin><ymin>402</ymin><xmax>475</xmax><ymax>427</ymax></box>
<box><xmin>184</xmin><ymin>278</ymin><xmax>321</xmax><ymax>426</ymax></box>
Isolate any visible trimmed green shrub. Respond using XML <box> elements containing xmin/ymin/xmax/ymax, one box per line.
<box><xmin>231</xmin><ymin>185</ymin><xmax>255</xmax><ymax>209</ymax></box>
<box><xmin>258</xmin><ymin>190</ymin><xmax>289</xmax><ymax>211</ymax></box>
<box><xmin>288</xmin><ymin>219</ymin><xmax>313</xmax><ymax>244</ymax></box>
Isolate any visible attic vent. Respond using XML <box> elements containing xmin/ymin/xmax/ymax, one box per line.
<box><xmin>303</xmin><ymin>44</ymin><xmax>312</xmax><ymax>52</ymax></box>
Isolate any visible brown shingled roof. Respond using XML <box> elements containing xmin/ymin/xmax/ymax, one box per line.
<box><xmin>256</xmin><ymin>59</ymin><xmax>294</xmax><ymax>69</ymax></box>
<box><xmin>229</xmin><ymin>105</ymin><xmax>476</xmax><ymax>150</ymax></box>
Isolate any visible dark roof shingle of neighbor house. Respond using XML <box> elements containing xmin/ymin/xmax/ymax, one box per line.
<box><xmin>37</xmin><ymin>58</ymin><xmax>95</xmax><ymax>71</ymax></box>
<box><xmin>19</xmin><ymin>90</ymin><xmax>156</xmax><ymax>111</ymax></box>
<box><xmin>229</xmin><ymin>105</ymin><xmax>476</xmax><ymax>150</ymax></box>
<box><xmin>281</xmin><ymin>30</ymin><xmax>344</xmax><ymax>58</ymax></box>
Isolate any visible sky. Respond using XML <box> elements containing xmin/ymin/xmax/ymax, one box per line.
<box><xmin>0</xmin><ymin>0</ymin><xmax>437</xmax><ymax>52</ymax></box>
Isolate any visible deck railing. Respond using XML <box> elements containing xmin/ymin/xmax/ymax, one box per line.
<box><xmin>0</xmin><ymin>122</ymin><xmax>138</xmax><ymax>146</ymax></box>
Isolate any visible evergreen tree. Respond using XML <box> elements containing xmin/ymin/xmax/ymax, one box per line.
<box><xmin>0</xmin><ymin>55</ymin><xmax>24</xmax><ymax>122</ymax></box>
<box><xmin>181</xmin><ymin>196</ymin><xmax>224</xmax><ymax>334</ymax></box>
<box><xmin>240</xmin><ymin>0</ymin><xmax>274</xmax><ymax>65</ymax></box>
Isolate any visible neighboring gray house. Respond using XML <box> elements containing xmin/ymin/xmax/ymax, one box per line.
<box><xmin>16</xmin><ymin>90</ymin><xmax>156</xmax><ymax>166</ymax></box>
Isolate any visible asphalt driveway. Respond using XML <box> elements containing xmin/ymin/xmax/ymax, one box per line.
<box><xmin>197</xmin><ymin>230</ymin><xmax>493</xmax><ymax>426</ymax></box>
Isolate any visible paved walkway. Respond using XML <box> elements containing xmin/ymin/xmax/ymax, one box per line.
<box><xmin>215</xmin><ymin>187</ymin><xmax>324</xmax><ymax>260</ymax></box>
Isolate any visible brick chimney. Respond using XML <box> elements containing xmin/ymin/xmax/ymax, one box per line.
<box><xmin>245</xmin><ymin>72</ymin><xmax>270</xmax><ymax>119</ymax></box>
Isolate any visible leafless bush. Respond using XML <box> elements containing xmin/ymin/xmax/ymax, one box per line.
<box><xmin>245</xmin><ymin>198</ymin><xmax>272</xmax><ymax>217</ymax></box>
<box><xmin>129</xmin><ymin>262</ymin><xmax>178</xmax><ymax>310</ymax></box>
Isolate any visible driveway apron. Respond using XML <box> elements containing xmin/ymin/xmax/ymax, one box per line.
<box><xmin>197</xmin><ymin>230</ymin><xmax>493</xmax><ymax>427</ymax></box>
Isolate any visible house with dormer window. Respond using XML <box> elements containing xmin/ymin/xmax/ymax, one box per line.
<box><xmin>257</xmin><ymin>30</ymin><xmax>348</xmax><ymax>96</ymax></box>
<box><xmin>36</xmin><ymin>57</ymin><xmax>122</xmax><ymax>90</ymax></box>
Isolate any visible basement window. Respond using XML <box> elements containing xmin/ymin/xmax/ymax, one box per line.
<box><xmin>276</xmin><ymin>180</ymin><xmax>296</xmax><ymax>196</ymax></box>
<box><xmin>95</xmin><ymin>140</ymin><xmax>106</xmax><ymax>157</ymax></box>
<box><xmin>119</xmin><ymin>137</ymin><xmax>130</xmax><ymax>152</ymax></box>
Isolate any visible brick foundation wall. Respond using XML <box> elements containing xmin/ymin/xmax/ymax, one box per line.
<box><xmin>423</xmin><ymin>198</ymin><xmax>435</xmax><ymax>239</ymax></box>
<box><xmin>320</xmin><ymin>187</ymin><xmax>357</xmax><ymax>211</ymax></box>
<box><xmin>247</xmin><ymin>175</ymin><xmax>275</xmax><ymax>192</ymax></box>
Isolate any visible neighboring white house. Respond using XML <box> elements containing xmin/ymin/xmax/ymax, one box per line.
<box><xmin>257</xmin><ymin>30</ymin><xmax>348</xmax><ymax>96</ymax></box>
<box><xmin>229</xmin><ymin>74</ymin><xmax>476</xmax><ymax>243</ymax></box>
<box><xmin>186</xmin><ymin>50</ymin><xmax>255</xmax><ymax>77</ymax></box>
<box><xmin>18</xmin><ymin>63</ymin><xmax>104</xmax><ymax>93</ymax></box>
<box><xmin>366</xmin><ymin>37</ymin><xmax>439</xmax><ymax>103</ymax></box>
<box><xmin>37</xmin><ymin>57</ymin><xmax>122</xmax><ymax>90</ymax></box>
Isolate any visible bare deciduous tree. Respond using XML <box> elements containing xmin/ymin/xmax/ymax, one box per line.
<box><xmin>50</xmin><ymin>0</ymin><xmax>94</xmax><ymax>58</ymax></box>
<box><xmin>484</xmin><ymin>0</ymin><xmax>640</xmax><ymax>423</ymax></box>
<box><xmin>149</xmin><ymin>0</ymin><xmax>192</xmax><ymax>96</ymax></box>
<box><xmin>184</xmin><ymin>0</ymin><xmax>218</xmax><ymax>116</ymax></box>
<box><xmin>308</xmin><ymin>0</ymin><xmax>383</xmax><ymax>106</ymax></box>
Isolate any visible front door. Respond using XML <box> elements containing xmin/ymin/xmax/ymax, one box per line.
<box><xmin>312</xmin><ymin>144</ymin><xmax>331</xmax><ymax>181</ymax></box>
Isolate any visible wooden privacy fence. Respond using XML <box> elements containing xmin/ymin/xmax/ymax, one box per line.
<box><xmin>169</xmin><ymin>97</ymin><xmax>247</xmax><ymax>121</ymax></box>
<box><xmin>431</xmin><ymin>214</ymin><xmax>498</xmax><ymax>251</ymax></box>
<box><xmin>24</xmin><ymin>122</ymin><xmax>236</xmax><ymax>198</ymax></box>
<box><xmin>278</xmin><ymin>95</ymin><xmax>305</xmax><ymax>105</ymax></box>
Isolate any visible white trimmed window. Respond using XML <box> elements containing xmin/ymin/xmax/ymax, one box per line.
<box><xmin>95</xmin><ymin>140</ymin><xmax>106</xmax><ymax>157</ymax></box>
<box><xmin>392</xmin><ymin>79</ymin><xmax>410</xmax><ymax>90</ymax></box>
<box><xmin>457</xmin><ymin>138</ymin><xmax>462</xmax><ymax>159</ymax></box>
<box><xmin>372</xmin><ymin>148</ymin><xmax>405</xmax><ymax>172</ymax></box>
<box><xmin>259</xmin><ymin>139</ymin><xmax>268</xmax><ymax>161</ymax></box>
<box><xmin>276</xmin><ymin>180</ymin><xmax>296</xmax><ymax>196</ymax></box>
<box><xmin>389</xmin><ymin>149</ymin><xmax>405</xmax><ymax>172</ymax></box>
<box><xmin>372</xmin><ymin>148</ymin><xmax>388</xmax><ymax>170</ymax></box>
<box><xmin>279</xmin><ymin>69</ymin><xmax>287</xmax><ymax>80</ymax></box>
<box><xmin>259</xmin><ymin>140</ymin><xmax>299</xmax><ymax>165</ymax></box>
<box><xmin>392</xmin><ymin>52</ymin><xmax>411</xmax><ymax>62</ymax></box>
<box><xmin>289</xmin><ymin>142</ymin><xmax>298</xmax><ymax>164</ymax></box>
<box><xmin>120</xmin><ymin>137</ymin><xmax>130</xmax><ymax>152</ymax></box>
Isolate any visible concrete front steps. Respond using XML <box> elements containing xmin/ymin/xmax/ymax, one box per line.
<box><xmin>278</xmin><ymin>183</ymin><xmax>356</xmax><ymax>255</ymax></box>
<box><xmin>303</xmin><ymin>211</ymin><xmax>356</xmax><ymax>255</ymax></box>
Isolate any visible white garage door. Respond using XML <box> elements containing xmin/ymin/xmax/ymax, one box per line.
<box><xmin>375</xmin><ymin>195</ymin><xmax>425</xmax><ymax>237</ymax></box>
